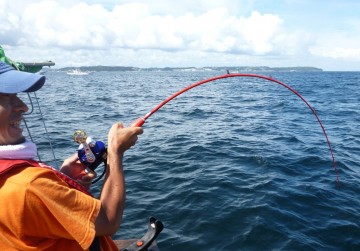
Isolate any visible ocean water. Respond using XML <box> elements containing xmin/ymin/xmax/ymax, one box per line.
<box><xmin>23</xmin><ymin>70</ymin><xmax>359</xmax><ymax>250</ymax></box>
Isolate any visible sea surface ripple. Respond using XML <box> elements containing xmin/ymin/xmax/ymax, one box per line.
<box><xmin>24</xmin><ymin>70</ymin><xmax>360</xmax><ymax>250</ymax></box>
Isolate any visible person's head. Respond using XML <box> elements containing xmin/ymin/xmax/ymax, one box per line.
<box><xmin>0</xmin><ymin>62</ymin><xmax>45</xmax><ymax>145</ymax></box>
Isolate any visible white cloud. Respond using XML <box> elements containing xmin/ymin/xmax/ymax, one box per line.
<box><xmin>310</xmin><ymin>47</ymin><xmax>360</xmax><ymax>61</ymax></box>
<box><xmin>309</xmin><ymin>30</ymin><xmax>360</xmax><ymax>62</ymax></box>
<box><xmin>1</xmin><ymin>0</ymin><xmax>360</xmax><ymax>70</ymax></box>
<box><xmin>1</xmin><ymin>1</ymin><xmax>297</xmax><ymax>55</ymax></box>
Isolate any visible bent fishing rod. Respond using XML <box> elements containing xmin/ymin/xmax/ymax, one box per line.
<box><xmin>75</xmin><ymin>73</ymin><xmax>340</xmax><ymax>187</ymax></box>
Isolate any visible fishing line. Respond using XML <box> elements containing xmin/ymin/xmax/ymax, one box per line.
<box><xmin>23</xmin><ymin>92</ymin><xmax>58</xmax><ymax>168</ymax></box>
<box><xmin>130</xmin><ymin>73</ymin><xmax>340</xmax><ymax>187</ymax></box>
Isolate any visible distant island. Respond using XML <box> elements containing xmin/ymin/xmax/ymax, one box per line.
<box><xmin>59</xmin><ymin>66</ymin><xmax>323</xmax><ymax>72</ymax></box>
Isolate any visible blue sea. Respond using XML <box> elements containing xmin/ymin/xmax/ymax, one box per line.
<box><xmin>23</xmin><ymin>69</ymin><xmax>359</xmax><ymax>250</ymax></box>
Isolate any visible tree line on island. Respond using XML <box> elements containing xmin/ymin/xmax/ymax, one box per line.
<box><xmin>59</xmin><ymin>66</ymin><xmax>323</xmax><ymax>72</ymax></box>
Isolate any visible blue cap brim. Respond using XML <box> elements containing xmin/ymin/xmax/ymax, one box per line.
<box><xmin>0</xmin><ymin>65</ymin><xmax>45</xmax><ymax>93</ymax></box>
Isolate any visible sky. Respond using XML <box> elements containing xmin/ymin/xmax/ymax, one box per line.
<box><xmin>1</xmin><ymin>0</ymin><xmax>360</xmax><ymax>71</ymax></box>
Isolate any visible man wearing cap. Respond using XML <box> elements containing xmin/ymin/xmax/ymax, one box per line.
<box><xmin>0</xmin><ymin>61</ymin><xmax>143</xmax><ymax>250</ymax></box>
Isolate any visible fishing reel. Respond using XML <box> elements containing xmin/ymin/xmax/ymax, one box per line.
<box><xmin>73</xmin><ymin>130</ymin><xmax>107</xmax><ymax>183</ymax></box>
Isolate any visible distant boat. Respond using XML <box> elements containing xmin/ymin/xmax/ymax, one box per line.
<box><xmin>66</xmin><ymin>68</ymin><xmax>90</xmax><ymax>75</ymax></box>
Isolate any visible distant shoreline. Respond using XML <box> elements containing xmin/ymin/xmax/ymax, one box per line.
<box><xmin>58</xmin><ymin>66</ymin><xmax>323</xmax><ymax>72</ymax></box>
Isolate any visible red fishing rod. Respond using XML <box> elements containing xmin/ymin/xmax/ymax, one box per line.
<box><xmin>129</xmin><ymin>73</ymin><xmax>340</xmax><ymax>187</ymax></box>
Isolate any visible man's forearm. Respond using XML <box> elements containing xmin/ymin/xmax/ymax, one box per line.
<box><xmin>95</xmin><ymin>151</ymin><xmax>126</xmax><ymax>235</ymax></box>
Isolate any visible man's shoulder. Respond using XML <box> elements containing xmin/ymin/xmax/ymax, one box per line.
<box><xmin>2</xmin><ymin>165</ymin><xmax>65</xmax><ymax>186</ymax></box>
<box><xmin>1</xmin><ymin>161</ymin><xmax>92</xmax><ymax>196</ymax></box>
<box><xmin>0</xmin><ymin>166</ymin><xmax>66</xmax><ymax>204</ymax></box>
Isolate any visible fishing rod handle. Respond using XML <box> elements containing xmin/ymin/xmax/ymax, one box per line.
<box><xmin>129</xmin><ymin>117</ymin><xmax>145</xmax><ymax>127</ymax></box>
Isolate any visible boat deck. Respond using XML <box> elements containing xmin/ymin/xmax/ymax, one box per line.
<box><xmin>114</xmin><ymin>239</ymin><xmax>159</xmax><ymax>251</ymax></box>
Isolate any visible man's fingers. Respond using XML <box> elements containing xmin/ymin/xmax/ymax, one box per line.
<box><xmin>80</xmin><ymin>170</ymin><xmax>97</xmax><ymax>182</ymax></box>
